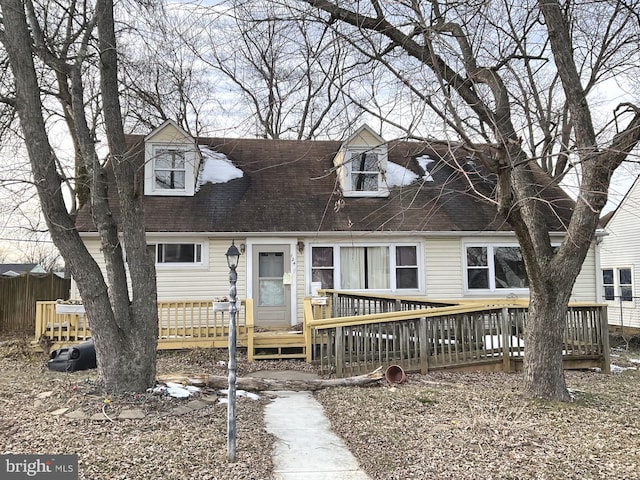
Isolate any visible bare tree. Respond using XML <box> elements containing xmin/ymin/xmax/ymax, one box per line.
<box><xmin>299</xmin><ymin>0</ymin><xmax>640</xmax><ymax>401</ymax></box>
<box><xmin>0</xmin><ymin>0</ymin><xmax>158</xmax><ymax>393</ymax></box>
<box><xmin>193</xmin><ymin>0</ymin><xmax>364</xmax><ymax>139</ymax></box>
<box><xmin>118</xmin><ymin>3</ymin><xmax>211</xmax><ymax>136</ymax></box>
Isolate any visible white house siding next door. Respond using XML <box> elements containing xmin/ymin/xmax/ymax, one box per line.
<box><xmin>253</xmin><ymin>245</ymin><xmax>292</xmax><ymax>327</ymax></box>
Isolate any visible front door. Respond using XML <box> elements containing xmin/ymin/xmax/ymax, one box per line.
<box><xmin>253</xmin><ymin>245</ymin><xmax>291</xmax><ymax>328</ymax></box>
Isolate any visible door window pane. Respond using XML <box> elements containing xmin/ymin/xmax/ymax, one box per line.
<box><xmin>259</xmin><ymin>252</ymin><xmax>284</xmax><ymax>277</ymax></box>
<box><xmin>259</xmin><ymin>252</ymin><xmax>284</xmax><ymax>306</ymax></box>
<box><xmin>259</xmin><ymin>280</ymin><xmax>284</xmax><ymax>306</ymax></box>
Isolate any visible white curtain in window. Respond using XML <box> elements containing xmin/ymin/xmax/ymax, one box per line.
<box><xmin>368</xmin><ymin>247</ymin><xmax>389</xmax><ymax>289</ymax></box>
<box><xmin>341</xmin><ymin>248</ymin><xmax>365</xmax><ymax>289</ymax></box>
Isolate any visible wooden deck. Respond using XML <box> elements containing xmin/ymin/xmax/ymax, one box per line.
<box><xmin>305</xmin><ymin>291</ymin><xmax>610</xmax><ymax>377</ymax></box>
<box><xmin>34</xmin><ymin>299</ymin><xmax>307</xmax><ymax>362</ymax></box>
<box><xmin>35</xmin><ymin>299</ymin><xmax>258</xmax><ymax>357</ymax></box>
<box><xmin>34</xmin><ymin>292</ymin><xmax>610</xmax><ymax>376</ymax></box>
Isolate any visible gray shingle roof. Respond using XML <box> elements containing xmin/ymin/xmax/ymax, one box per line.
<box><xmin>75</xmin><ymin>136</ymin><xmax>573</xmax><ymax>234</ymax></box>
<box><xmin>0</xmin><ymin>263</ymin><xmax>40</xmax><ymax>276</ymax></box>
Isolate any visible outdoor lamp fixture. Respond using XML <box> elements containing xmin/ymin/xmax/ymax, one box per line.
<box><xmin>225</xmin><ymin>240</ymin><xmax>241</xmax><ymax>462</ymax></box>
<box><xmin>226</xmin><ymin>240</ymin><xmax>241</xmax><ymax>269</ymax></box>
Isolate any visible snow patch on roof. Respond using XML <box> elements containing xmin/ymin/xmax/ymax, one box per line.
<box><xmin>416</xmin><ymin>155</ymin><xmax>434</xmax><ymax>182</ymax></box>
<box><xmin>385</xmin><ymin>161</ymin><xmax>419</xmax><ymax>187</ymax></box>
<box><xmin>197</xmin><ymin>146</ymin><xmax>243</xmax><ymax>191</ymax></box>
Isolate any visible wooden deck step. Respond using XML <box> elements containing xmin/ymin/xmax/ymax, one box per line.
<box><xmin>252</xmin><ymin>331</ymin><xmax>306</xmax><ymax>360</ymax></box>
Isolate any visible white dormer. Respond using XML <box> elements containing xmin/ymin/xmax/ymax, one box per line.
<box><xmin>144</xmin><ymin>120</ymin><xmax>200</xmax><ymax>196</ymax></box>
<box><xmin>334</xmin><ymin>124</ymin><xmax>389</xmax><ymax>198</ymax></box>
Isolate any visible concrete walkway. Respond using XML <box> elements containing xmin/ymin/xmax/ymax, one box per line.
<box><xmin>264</xmin><ymin>390</ymin><xmax>372</xmax><ymax>480</ymax></box>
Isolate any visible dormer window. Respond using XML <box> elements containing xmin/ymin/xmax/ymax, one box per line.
<box><xmin>144</xmin><ymin>120</ymin><xmax>200</xmax><ymax>196</ymax></box>
<box><xmin>349</xmin><ymin>150</ymin><xmax>383</xmax><ymax>192</ymax></box>
<box><xmin>154</xmin><ymin>148</ymin><xmax>186</xmax><ymax>191</ymax></box>
<box><xmin>335</xmin><ymin>124</ymin><xmax>389</xmax><ymax>198</ymax></box>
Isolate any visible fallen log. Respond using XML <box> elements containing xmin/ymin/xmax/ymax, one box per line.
<box><xmin>157</xmin><ymin>367</ymin><xmax>384</xmax><ymax>392</ymax></box>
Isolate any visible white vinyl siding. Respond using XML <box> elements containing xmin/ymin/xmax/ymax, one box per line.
<box><xmin>424</xmin><ymin>238</ymin><xmax>464</xmax><ymax>298</ymax></box>
<box><xmin>600</xmin><ymin>177</ymin><xmax>640</xmax><ymax>328</ymax></box>
<box><xmin>571</xmin><ymin>245</ymin><xmax>599</xmax><ymax>303</ymax></box>
<box><xmin>74</xmin><ymin>233</ymin><xmax>600</xmax><ymax>326</ymax></box>
<box><xmin>72</xmin><ymin>237</ymin><xmax>245</xmax><ymax>303</ymax></box>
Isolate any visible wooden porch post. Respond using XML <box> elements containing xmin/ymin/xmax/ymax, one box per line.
<box><xmin>600</xmin><ymin>306</ymin><xmax>611</xmax><ymax>374</ymax></box>
<box><xmin>335</xmin><ymin>326</ymin><xmax>344</xmax><ymax>378</ymax></box>
<box><xmin>419</xmin><ymin>317</ymin><xmax>429</xmax><ymax>374</ymax></box>
<box><xmin>303</xmin><ymin>298</ymin><xmax>314</xmax><ymax>362</ymax></box>
<box><xmin>501</xmin><ymin>308</ymin><xmax>512</xmax><ymax>372</ymax></box>
<box><xmin>245</xmin><ymin>299</ymin><xmax>255</xmax><ymax>362</ymax></box>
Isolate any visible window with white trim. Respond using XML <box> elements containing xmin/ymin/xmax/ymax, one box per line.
<box><xmin>148</xmin><ymin>243</ymin><xmax>203</xmax><ymax>265</ymax></box>
<box><xmin>342</xmin><ymin>149</ymin><xmax>389</xmax><ymax>197</ymax></box>
<box><xmin>154</xmin><ymin>148</ymin><xmax>186</xmax><ymax>191</ymax></box>
<box><xmin>465</xmin><ymin>244</ymin><xmax>528</xmax><ymax>291</ymax></box>
<box><xmin>602</xmin><ymin>267</ymin><xmax>633</xmax><ymax>302</ymax></box>
<box><xmin>311</xmin><ymin>244</ymin><xmax>419</xmax><ymax>291</ymax></box>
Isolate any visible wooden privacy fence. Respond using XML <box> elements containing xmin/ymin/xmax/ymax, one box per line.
<box><xmin>1</xmin><ymin>274</ymin><xmax>70</xmax><ymax>333</ymax></box>
<box><xmin>305</xmin><ymin>291</ymin><xmax>610</xmax><ymax>377</ymax></box>
<box><xmin>35</xmin><ymin>299</ymin><xmax>255</xmax><ymax>355</ymax></box>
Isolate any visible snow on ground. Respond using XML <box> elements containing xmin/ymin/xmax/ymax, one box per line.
<box><xmin>218</xmin><ymin>389</ymin><xmax>260</xmax><ymax>403</ymax></box>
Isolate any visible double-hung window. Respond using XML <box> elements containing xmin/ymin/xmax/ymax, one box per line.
<box><xmin>602</xmin><ymin>267</ymin><xmax>633</xmax><ymax>302</ymax></box>
<box><xmin>341</xmin><ymin>148</ymin><xmax>389</xmax><ymax>197</ymax></box>
<box><xmin>311</xmin><ymin>244</ymin><xmax>419</xmax><ymax>291</ymax></box>
<box><xmin>154</xmin><ymin>148</ymin><xmax>186</xmax><ymax>191</ymax></box>
<box><xmin>465</xmin><ymin>244</ymin><xmax>528</xmax><ymax>292</ymax></box>
<box><xmin>148</xmin><ymin>243</ymin><xmax>203</xmax><ymax>266</ymax></box>
<box><xmin>350</xmin><ymin>151</ymin><xmax>380</xmax><ymax>192</ymax></box>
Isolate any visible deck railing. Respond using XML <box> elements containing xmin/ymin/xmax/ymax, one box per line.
<box><xmin>305</xmin><ymin>291</ymin><xmax>610</xmax><ymax>377</ymax></box>
<box><xmin>35</xmin><ymin>299</ymin><xmax>255</xmax><ymax>355</ymax></box>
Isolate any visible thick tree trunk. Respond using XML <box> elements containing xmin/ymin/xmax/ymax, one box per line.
<box><xmin>1</xmin><ymin>0</ymin><xmax>157</xmax><ymax>394</ymax></box>
<box><xmin>522</xmin><ymin>290</ymin><xmax>572</xmax><ymax>401</ymax></box>
<box><xmin>93</xmin><ymin>0</ymin><xmax>158</xmax><ymax>392</ymax></box>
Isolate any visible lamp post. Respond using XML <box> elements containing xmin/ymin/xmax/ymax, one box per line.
<box><xmin>225</xmin><ymin>240</ymin><xmax>241</xmax><ymax>462</ymax></box>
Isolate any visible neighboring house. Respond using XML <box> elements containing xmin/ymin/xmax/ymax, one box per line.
<box><xmin>73</xmin><ymin>120</ymin><xmax>600</xmax><ymax>328</ymax></box>
<box><xmin>599</xmin><ymin>175</ymin><xmax>640</xmax><ymax>331</ymax></box>
<box><xmin>0</xmin><ymin>263</ymin><xmax>46</xmax><ymax>277</ymax></box>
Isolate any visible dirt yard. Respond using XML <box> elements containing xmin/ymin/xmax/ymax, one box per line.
<box><xmin>1</xmin><ymin>335</ymin><xmax>639</xmax><ymax>479</ymax></box>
